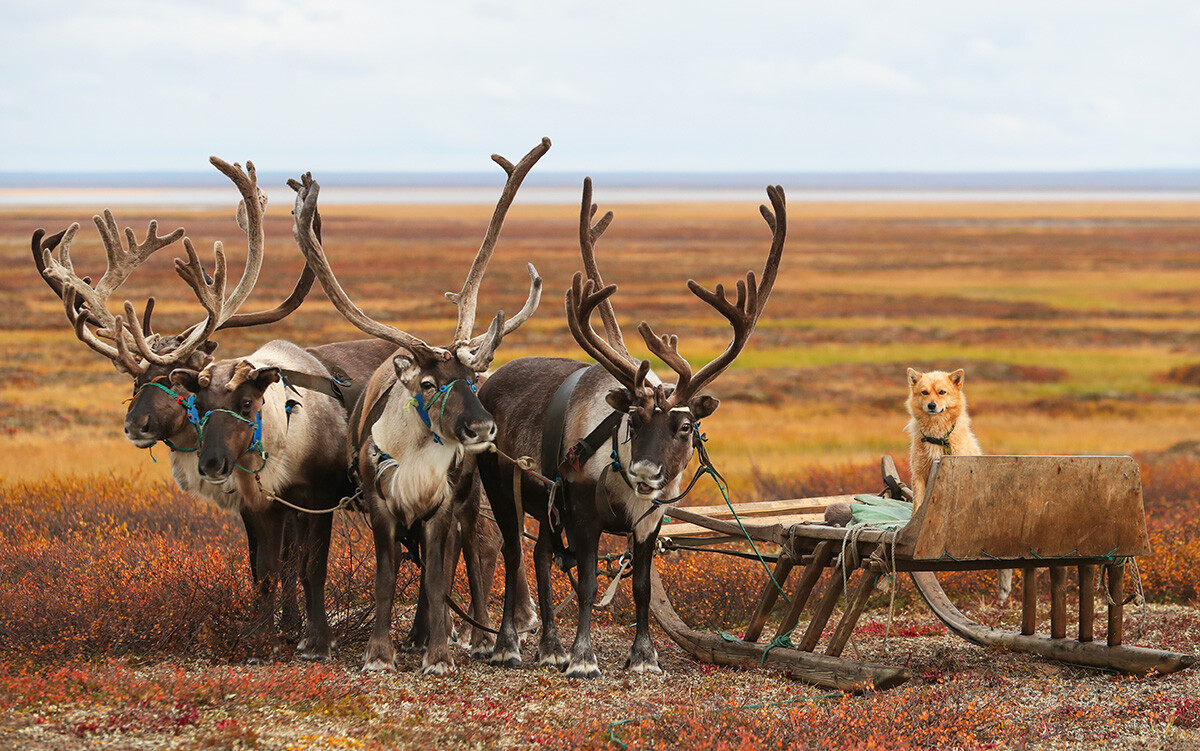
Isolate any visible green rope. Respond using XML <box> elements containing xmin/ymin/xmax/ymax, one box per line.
<box><xmin>760</xmin><ymin>626</ymin><xmax>799</xmax><ymax>665</ymax></box>
<box><xmin>708</xmin><ymin>466</ymin><xmax>791</xmax><ymax>605</ymax></box>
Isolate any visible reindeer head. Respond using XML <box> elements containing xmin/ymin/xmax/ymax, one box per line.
<box><xmin>170</xmin><ymin>359</ymin><xmax>279</xmax><ymax>483</ymax></box>
<box><xmin>291</xmin><ymin>139</ymin><xmax>549</xmax><ymax>453</ymax></box>
<box><xmin>567</xmin><ymin>178</ymin><xmax>786</xmax><ymax>498</ymax></box>
<box><xmin>32</xmin><ymin>157</ymin><xmax>318</xmax><ymax>450</ymax></box>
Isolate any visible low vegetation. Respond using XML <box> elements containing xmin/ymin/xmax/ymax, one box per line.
<box><xmin>3</xmin><ymin>201</ymin><xmax>1200</xmax><ymax>747</ymax></box>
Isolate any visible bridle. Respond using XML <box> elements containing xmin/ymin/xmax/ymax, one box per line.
<box><xmin>407</xmin><ymin>379</ymin><xmax>477</xmax><ymax>446</ymax></box>
<box><xmin>129</xmin><ymin>376</ymin><xmax>203</xmax><ymax>453</ymax></box>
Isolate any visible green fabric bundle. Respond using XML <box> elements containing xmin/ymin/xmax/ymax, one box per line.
<box><xmin>850</xmin><ymin>494</ymin><xmax>913</xmax><ymax>529</ymax></box>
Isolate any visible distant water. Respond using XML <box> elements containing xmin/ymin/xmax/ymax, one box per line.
<box><xmin>3</xmin><ymin>170</ymin><xmax>1200</xmax><ymax>206</ymax></box>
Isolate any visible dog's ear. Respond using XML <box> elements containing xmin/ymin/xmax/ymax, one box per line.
<box><xmin>907</xmin><ymin>368</ymin><xmax>921</xmax><ymax>387</ymax></box>
<box><xmin>949</xmin><ymin>369</ymin><xmax>965</xmax><ymax>387</ymax></box>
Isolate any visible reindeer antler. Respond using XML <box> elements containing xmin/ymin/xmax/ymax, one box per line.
<box><xmin>564</xmin><ymin>272</ymin><xmax>649</xmax><ymax>394</ymax></box>
<box><xmin>35</xmin><ymin>156</ymin><xmax>311</xmax><ymax>375</ymax></box>
<box><xmin>664</xmin><ymin>185</ymin><xmax>787</xmax><ymax>405</ymax></box>
<box><xmin>39</xmin><ymin>219</ymin><xmax>186</xmax><ymax>375</ymax></box>
<box><xmin>446</xmin><ymin>138</ymin><xmax>550</xmax><ymax>368</ymax></box>
<box><xmin>294</xmin><ymin>139</ymin><xmax>549</xmax><ymax>371</ymax></box>
<box><xmin>291</xmin><ymin>173</ymin><xmax>448</xmax><ymax>361</ymax></box>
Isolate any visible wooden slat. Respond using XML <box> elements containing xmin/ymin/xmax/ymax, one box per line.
<box><xmin>826</xmin><ymin>565</ymin><xmax>882</xmax><ymax>657</ymax></box>
<box><xmin>1050</xmin><ymin>566</ymin><xmax>1067</xmax><ymax>639</ymax></box>
<box><xmin>799</xmin><ymin>560</ymin><xmax>847</xmax><ymax>652</ymax></box>
<box><xmin>1107</xmin><ymin>563</ymin><xmax>1124</xmax><ymax>647</ymax></box>
<box><xmin>743</xmin><ymin>556</ymin><xmax>796</xmax><ymax>643</ymax></box>
<box><xmin>661</xmin><ymin>513</ymin><xmax>826</xmax><ymax>538</ymax></box>
<box><xmin>677</xmin><ymin>495</ymin><xmax>856</xmax><ymax>519</ymax></box>
<box><xmin>774</xmin><ymin>541</ymin><xmax>836</xmax><ymax>640</ymax></box>
<box><xmin>1079</xmin><ymin>564</ymin><xmax>1096</xmax><ymax>643</ymax></box>
<box><xmin>1022</xmin><ymin>567</ymin><xmax>1038</xmax><ymax>636</ymax></box>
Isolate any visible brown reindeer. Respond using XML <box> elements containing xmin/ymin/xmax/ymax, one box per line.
<box><xmin>35</xmin><ymin>159</ymin><xmax>393</xmax><ymax>658</ymax></box>
<box><xmin>477</xmin><ymin>178</ymin><xmax>786</xmax><ymax>677</ymax></box>
<box><xmin>290</xmin><ymin>139</ymin><xmax>549</xmax><ymax>675</ymax></box>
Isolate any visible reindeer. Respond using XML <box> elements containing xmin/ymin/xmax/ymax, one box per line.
<box><xmin>477</xmin><ymin>178</ymin><xmax>786</xmax><ymax>677</ymax></box>
<box><xmin>35</xmin><ymin>159</ymin><xmax>394</xmax><ymax>659</ymax></box>
<box><xmin>290</xmin><ymin>138</ymin><xmax>549</xmax><ymax>675</ymax></box>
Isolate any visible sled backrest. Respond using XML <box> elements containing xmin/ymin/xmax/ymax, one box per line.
<box><xmin>896</xmin><ymin>455</ymin><xmax>1150</xmax><ymax>562</ymax></box>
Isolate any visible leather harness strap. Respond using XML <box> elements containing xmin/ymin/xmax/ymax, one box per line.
<box><xmin>541</xmin><ymin>365</ymin><xmax>589</xmax><ymax>479</ymax></box>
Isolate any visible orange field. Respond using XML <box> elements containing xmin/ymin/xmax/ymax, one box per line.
<box><xmin>2</xmin><ymin>197</ymin><xmax>1200</xmax><ymax>748</ymax></box>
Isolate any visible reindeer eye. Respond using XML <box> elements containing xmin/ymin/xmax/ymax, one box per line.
<box><xmin>241</xmin><ymin>399</ymin><xmax>253</xmax><ymax>414</ymax></box>
<box><xmin>421</xmin><ymin>380</ymin><xmax>436</xmax><ymax>391</ymax></box>
<box><xmin>678</xmin><ymin>420</ymin><xmax>692</xmax><ymax>434</ymax></box>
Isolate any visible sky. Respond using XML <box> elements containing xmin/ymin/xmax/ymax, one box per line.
<box><xmin>3</xmin><ymin>1</ymin><xmax>1200</xmax><ymax>174</ymax></box>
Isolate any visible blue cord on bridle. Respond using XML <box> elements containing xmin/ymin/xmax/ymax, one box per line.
<box><xmin>408</xmin><ymin>379</ymin><xmax>476</xmax><ymax>446</ymax></box>
<box><xmin>198</xmin><ymin>409</ymin><xmax>268</xmax><ymax>473</ymax></box>
<box><xmin>131</xmin><ymin>379</ymin><xmax>203</xmax><ymax>453</ymax></box>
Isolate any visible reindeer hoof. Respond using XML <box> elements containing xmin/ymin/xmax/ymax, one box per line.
<box><xmin>296</xmin><ymin>647</ymin><xmax>331</xmax><ymax>663</ymax></box>
<box><xmin>421</xmin><ymin>660</ymin><xmax>454</xmax><ymax>677</ymax></box>
<box><xmin>536</xmin><ymin>647</ymin><xmax>568</xmax><ymax>669</ymax></box>
<box><xmin>362</xmin><ymin>658</ymin><xmax>395</xmax><ymax>673</ymax></box>
<box><xmin>626</xmin><ymin>660</ymin><xmax>663</xmax><ymax>675</ymax></box>
<box><xmin>470</xmin><ymin>645</ymin><xmax>494</xmax><ymax>660</ymax></box>
<box><xmin>564</xmin><ymin>659</ymin><xmax>601</xmax><ymax>679</ymax></box>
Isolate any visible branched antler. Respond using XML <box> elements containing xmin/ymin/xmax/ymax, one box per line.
<box><xmin>570</xmin><ymin>181</ymin><xmax>787</xmax><ymax>406</ymax></box>
<box><xmin>295</xmin><ymin>139</ymin><xmax>549</xmax><ymax>372</ymax></box>
<box><xmin>444</xmin><ymin>138</ymin><xmax>550</xmax><ymax>367</ymax></box>
<box><xmin>291</xmin><ymin>173</ymin><xmax>448</xmax><ymax>361</ymax></box>
<box><xmin>666</xmin><ymin>185</ymin><xmax>786</xmax><ymax>404</ymax></box>
<box><xmin>564</xmin><ymin>272</ymin><xmax>648</xmax><ymax>394</ymax></box>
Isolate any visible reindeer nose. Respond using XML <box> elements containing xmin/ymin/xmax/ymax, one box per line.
<box><xmin>459</xmin><ymin>417</ymin><xmax>497</xmax><ymax>445</ymax></box>
<box><xmin>199</xmin><ymin>455</ymin><xmax>231</xmax><ymax>482</ymax></box>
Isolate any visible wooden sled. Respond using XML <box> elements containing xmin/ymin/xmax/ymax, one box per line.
<box><xmin>650</xmin><ymin>455</ymin><xmax>1195</xmax><ymax>692</ymax></box>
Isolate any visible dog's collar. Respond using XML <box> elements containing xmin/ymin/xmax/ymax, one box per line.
<box><xmin>921</xmin><ymin>422</ymin><xmax>955</xmax><ymax>454</ymax></box>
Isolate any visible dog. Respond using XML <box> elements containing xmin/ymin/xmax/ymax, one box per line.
<box><xmin>905</xmin><ymin>367</ymin><xmax>1011</xmax><ymax>602</ymax></box>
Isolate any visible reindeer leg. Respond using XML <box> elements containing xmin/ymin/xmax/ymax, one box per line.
<box><xmin>279</xmin><ymin>513</ymin><xmax>304</xmax><ymax>643</ymax></box>
<box><xmin>244</xmin><ymin>507</ymin><xmax>285</xmax><ymax>662</ymax></box>
<box><xmin>420</xmin><ymin>505</ymin><xmax>455</xmax><ymax>676</ymax></box>
<box><xmin>240</xmin><ymin>509</ymin><xmax>260</xmax><ymax>582</ymax></box>
<box><xmin>479</xmin><ymin>452</ymin><xmax>524</xmax><ymax>668</ymax></box>
<box><xmin>402</xmin><ymin>530</ymin><xmax>431</xmax><ymax>653</ymax></box>
<box><xmin>512</xmin><ymin>523</ymin><xmax>538</xmax><ymax>634</ymax></box>
<box><xmin>565</xmin><ymin>492</ymin><xmax>602</xmax><ymax>679</ymax></box>
<box><xmin>296</xmin><ymin>508</ymin><xmax>334</xmax><ymax>662</ymax></box>
<box><xmin>534</xmin><ymin>524</ymin><xmax>567</xmax><ymax>668</ymax></box>
<box><xmin>457</xmin><ymin>485</ymin><xmax>497</xmax><ymax>658</ymax></box>
<box><xmin>625</xmin><ymin>525</ymin><xmax>662</xmax><ymax>674</ymax></box>
<box><xmin>363</xmin><ymin>507</ymin><xmax>399</xmax><ymax>672</ymax></box>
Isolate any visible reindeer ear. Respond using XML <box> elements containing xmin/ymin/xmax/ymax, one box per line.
<box><xmin>170</xmin><ymin>368</ymin><xmax>203</xmax><ymax>392</ymax></box>
<box><xmin>949</xmin><ymin>369</ymin><xmax>965</xmax><ymax>387</ymax></box>
<box><xmin>249</xmin><ymin>366</ymin><xmax>281</xmax><ymax>391</ymax></box>
<box><xmin>907</xmin><ymin>368</ymin><xmax>921</xmax><ymax>387</ymax></box>
<box><xmin>688</xmin><ymin>395</ymin><xmax>719</xmax><ymax>420</ymax></box>
<box><xmin>605</xmin><ymin>388</ymin><xmax>635</xmax><ymax>413</ymax></box>
<box><xmin>392</xmin><ymin>354</ymin><xmax>419</xmax><ymax>383</ymax></box>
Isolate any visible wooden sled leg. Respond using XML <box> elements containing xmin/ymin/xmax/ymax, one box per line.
<box><xmin>649</xmin><ymin>561</ymin><xmax>907</xmax><ymax>692</ymax></box>
<box><xmin>911</xmin><ymin>571</ymin><xmax>1194</xmax><ymax>676</ymax></box>
<box><xmin>743</xmin><ymin>556</ymin><xmax>796</xmax><ymax>643</ymax></box>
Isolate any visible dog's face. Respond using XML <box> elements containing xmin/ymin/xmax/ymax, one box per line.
<box><xmin>907</xmin><ymin>368</ymin><xmax>965</xmax><ymax>418</ymax></box>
